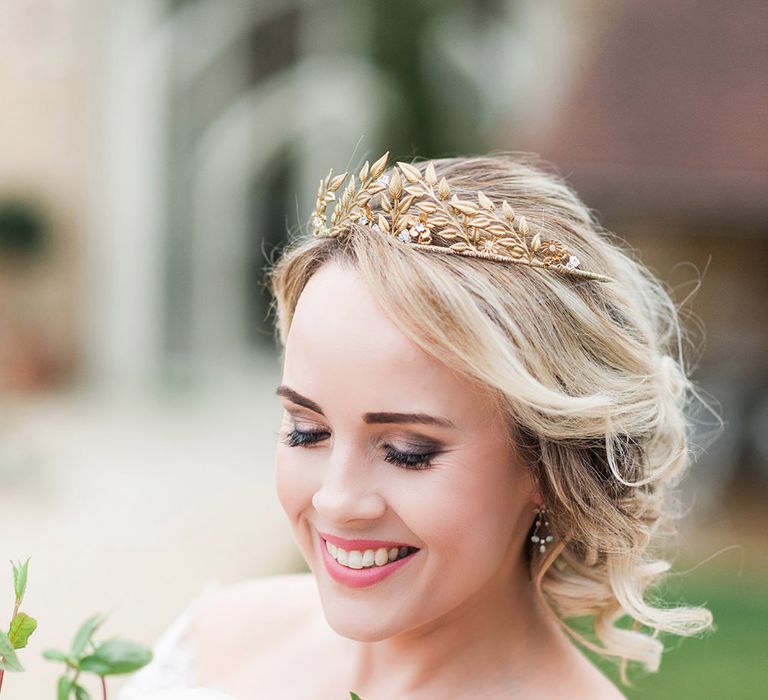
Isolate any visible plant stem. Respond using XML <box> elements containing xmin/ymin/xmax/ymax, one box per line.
<box><xmin>0</xmin><ymin>596</ymin><xmax>21</xmax><ymax>696</ymax></box>
<box><xmin>101</xmin><ymin>675</ymin><xmax>107</xmax><ymax>700</ymax></box>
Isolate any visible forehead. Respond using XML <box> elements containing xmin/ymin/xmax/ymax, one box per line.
<box><xmin>282</xmin><ymin>263</ymin><xmax>494</xmax><ymax>422</ymax></box>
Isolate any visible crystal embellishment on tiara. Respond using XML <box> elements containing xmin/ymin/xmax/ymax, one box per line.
<box><xmin>310</xmin><ymin>151</ymin><xmax>615</xmax><ymax>282</ymax></box>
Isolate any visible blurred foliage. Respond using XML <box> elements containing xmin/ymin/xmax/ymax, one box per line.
<box><xmin>573</xmin><ymin>572</ymin><xmax>767</xmax><ymax>699</ymax></box>
<box><xmin>368</xmin><ymin>0</ymin><xmax>489</xmax><ymax>158</ymax></box>
<box><xmin>0</xmin><ymin>198</ymin><xmax>48</xmax><ymax>260</ymax></box>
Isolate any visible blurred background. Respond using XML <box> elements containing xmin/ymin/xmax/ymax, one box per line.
<box><xmin>1</xmin><ymin>1</ymin><xmax>766</xmax><ymax>697</ymax></box>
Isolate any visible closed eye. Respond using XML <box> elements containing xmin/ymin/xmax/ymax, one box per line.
<box><xmin>280</xmin><ymin>427</ymin><xmax>329</xmax><ymax>447</ymax></box>
<box><xmin>382</xmin><ymin>447</ymin><xmax>437</xmax><ymax>470</ymax></box>
<box><xmin>279</xmin><ymin>428</ymin><xmax>438</xmax><ymax>471</ymax></box>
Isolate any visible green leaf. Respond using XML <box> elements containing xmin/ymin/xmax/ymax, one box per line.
<box><xmin>0</xmin><ymin>658</ymin><xmax>24</xmax><ymax>672</ymax></box>
<box><xmin>70</xmin><ymin>613</ymin><xmax>106</xmax><ymax>659</ymax></box>
<box><xmin>11</xmin><ymin>558</ymin><xmax>30</xmax><ymax>604</ymax></box>
<box><xmin>350</xmin><ymin>693</ymin><xmax>362</xmax><ymax>700</ymax></box>
<box><xmin>43</xmin><ymin>648</ymin><xmax>73</xmax><ymax>664</ymax></box>
<box><xmin>58</xmin><ymin>674</ymin><xmax>73</xmax><ymax>700</ymax></box>
<box><xmin>0</xmin><ymin>630</ymin><xmax>24</xmax><ymax>672</ymax></box>
<box><xmin>77</xmin><ymin>655</ymin><xmax>111</xmax><ymax>675</ymax></box>
<box><xmin>79</xmin><ymin>638</ymin><xmax>152</xmax><ymax>676</ymax></box>
<box><xmin>9</xmin><ymin>611</ymin><xmax>37</xmax><ymax>649</ymax></box>
<box><xmin>74</xmin><ymin>683</ymin><xmax>92</xmax><ymax>700</ymax></box>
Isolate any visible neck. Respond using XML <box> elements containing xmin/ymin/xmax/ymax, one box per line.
<box><xmin>347</xmin><ymin>555</ymin><xmax>561</xmax><ymax>697</ymax></box>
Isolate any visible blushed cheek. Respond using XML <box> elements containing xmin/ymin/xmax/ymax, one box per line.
<box><xmin>275</xmin><ymin>452</ymin><xmax>314</xmax><ymax>526</ymax></box>
<box><xmin>426</xmin><ymin>458</ymin><xmax>523</xmax><ymax>573</ymax></box>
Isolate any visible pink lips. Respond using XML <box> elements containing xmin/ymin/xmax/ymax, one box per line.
<box><xmin>318</xmin><ymin>532</ymin><xmax>419</xmax><ymax>589</ymax></box>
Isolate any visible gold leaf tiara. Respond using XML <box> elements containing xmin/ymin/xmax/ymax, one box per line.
<box><xmin>309</xmin><ymin>152</ymin><xmax>614</xmax><ymax>282</ymax></box>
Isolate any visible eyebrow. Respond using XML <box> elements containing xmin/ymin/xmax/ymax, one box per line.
<box><xmin>275</xmin><ymin>385</ymin><xmax>456</xmax><ymax>429</ymax></box>
<box><xmin>364</xmin><ymin>411</ymin><xmax>456</xmax><ymax>429</ymax></box>
<box><xmin>276</xmin><ymin>385</ymin><xmax>324</xmax><ymax>413</ymax></box>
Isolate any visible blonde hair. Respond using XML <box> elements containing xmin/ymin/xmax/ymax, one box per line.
<box><xmin>267</xmin><ymin>153</ymin><xmax>714</xmax><ymax>678</ymax></box>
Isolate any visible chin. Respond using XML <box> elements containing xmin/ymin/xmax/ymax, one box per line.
<box><xmin>317</xmin><ymin>591</ymin><xmax>409</xmax><ymax>642</ymax></box>
<box><xmin>322</xmin><ymin>610</ymin><xmax>397</xmax><ymax>642</ymax></box>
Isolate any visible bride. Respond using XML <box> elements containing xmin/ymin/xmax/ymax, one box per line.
<box><xmin>118</xmin><ymin>152</ymin><xmax>712</xmax><ymax>699</ymax></box>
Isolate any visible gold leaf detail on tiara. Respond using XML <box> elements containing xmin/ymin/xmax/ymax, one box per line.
<box><xmin>309</xmin><ymin>152</ymin><xmax>615</xmax><ymax>282</ymax></box>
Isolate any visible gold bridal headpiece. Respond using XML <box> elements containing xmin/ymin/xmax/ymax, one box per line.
<box><xmin>310</xmin><ymin>151</ymin><xmax>614</xmax><ymax>282</ymax></box>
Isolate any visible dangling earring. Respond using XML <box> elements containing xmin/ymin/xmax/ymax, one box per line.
<box><xmin>531</xmin><ymin>506</ymin><xmax>554</xmax><ymax>554</ymax></box>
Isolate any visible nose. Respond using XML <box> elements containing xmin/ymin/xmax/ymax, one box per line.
<box><xmin>311</xmin><ymin>451</ymin><xmax>387</xmax><ymax>524</ymax></box>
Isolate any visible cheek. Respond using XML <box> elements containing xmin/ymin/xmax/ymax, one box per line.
<box><xmin>274</xmin><ymin>446</ymin><xmax>316</xmax><ymax>523</ymax></box>
<box><xmin>416</xmin><ymin>449</ymin><xmax>528</xmax><ymax>560</ymax></box>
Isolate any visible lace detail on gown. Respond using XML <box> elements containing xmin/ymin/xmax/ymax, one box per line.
<box><xmin>116</xmin><ymin>581</ymin><xmax>237</xmax><ymax>700</ymax></box>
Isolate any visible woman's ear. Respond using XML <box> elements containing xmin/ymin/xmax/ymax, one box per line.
<box><xmin>527</xmin><ymin>475</ymin><xmax>543</xmax><ymax>508</ymax></box>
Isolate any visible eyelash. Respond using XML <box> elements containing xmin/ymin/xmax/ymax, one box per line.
<box><xmin>279</xmin><ymin>428</ymin><xmax>438</xmax><ymax>471</ymax></box>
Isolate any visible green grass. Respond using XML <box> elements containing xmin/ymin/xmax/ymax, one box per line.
<box><xmin>575</xmin><ymin>573</ymin><xmax>768</xmax><ymax>699</ymax></box>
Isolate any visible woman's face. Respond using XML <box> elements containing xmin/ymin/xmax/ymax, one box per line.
<box><xmin>275</xmin><ymin>262</ymin><xmax>538</xmax><ymax>641</ymax></box>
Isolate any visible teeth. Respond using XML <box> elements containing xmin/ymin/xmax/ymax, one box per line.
<box><xmin>325</xmin><ymin>540</ymin><xmax>414</xmax><ymax>570</ymax></box>
<box><xmin>374</xmin><ymin>548</ymin><xmax>389</xmax><ymax>566</ymax></box>
<box><xmin>347</xmin><ymin>551</ymin><xmax>364</xmax><ymax>569</ymax></box>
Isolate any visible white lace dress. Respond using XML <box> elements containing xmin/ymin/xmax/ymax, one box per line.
<box><xmin>116</xmin><ymin>582</ymin><xmax>237</xmax><ymax>700</ymax></box>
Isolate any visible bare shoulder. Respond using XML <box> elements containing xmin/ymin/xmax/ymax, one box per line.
<box><xmin>191</xmin><ymin>573</ymin><xmax>316</xmax><ymax>630</ymax></box>
<box><xmin>522</xmin><ymin>632</ymin><xmax>625</xmax><ymax>700</ymax></box>
<box><xmin>190</xmin><ymin>572</ymin><xmax>318</xmax><ymax>645</ymax></box>
<box><xmin>571</xmin><ymin>666</ymin><xmax>625</xmax><ymax>700</ymax></box>
<box><xmin>548</xmin><ymin>650</ymin><xmax>626</xmax><ymax>700</ymax></box>
<box><xmin>188</xmin><ymin>573</ymin><xmax>319</xmax><ymax>682</ymax></box>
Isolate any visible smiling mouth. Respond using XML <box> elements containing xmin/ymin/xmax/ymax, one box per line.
<box><xmin>323</xmin><ymin>539</ymin><xmax>419</xmax><ymax>570</ymax></box>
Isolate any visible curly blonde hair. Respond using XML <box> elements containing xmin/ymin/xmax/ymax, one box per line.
<box><xmin>267</xmin><ymin>153</ymin><xmax>713</xmax><ymax>678</ymax></box>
